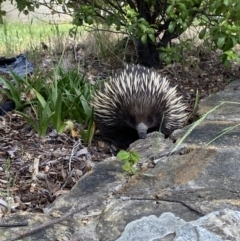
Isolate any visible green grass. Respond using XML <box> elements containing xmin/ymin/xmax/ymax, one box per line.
<box><xmin>0</xmin><ymin>21</ymin><xmax>73</xmax><ymax>56</ymax></box>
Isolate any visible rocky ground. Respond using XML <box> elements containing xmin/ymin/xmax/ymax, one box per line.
<box><xmin>0</xmin><ymin>44</ymin><xmax>240</xmax><ymax>217</ymax></box>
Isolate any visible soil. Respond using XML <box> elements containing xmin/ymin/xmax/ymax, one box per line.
<box><xmin>0</xmin><ymin>42</ymin><xmax>240</xmax><ymax>215</ymax></box>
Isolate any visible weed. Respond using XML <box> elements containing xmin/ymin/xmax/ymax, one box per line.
<box><xmin>117</xmin><ymin>150</ymin><xmax>140</xmax><ymax>175</ymax></box>
<box><xmin>0</xmin><ymin>157</ymin><xmax>16</xmax><ymax>214</ymax></box>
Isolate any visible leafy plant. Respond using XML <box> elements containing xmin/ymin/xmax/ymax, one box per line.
<box><xmin>0</xmin><ymin>69</ymin><xmax>31</xmax><ymax>109</ymax></box>
<box><xmin>0</xmin><ymin>66</ymin><xmax>97</xmax><ymax>143</ymax></box>
<box><xmin>17</xmin><ymin>97</ymin><xmax>54</xmax><ymax>136</ymax></box>
<box><xmin>117</xmin><ymin>150</ymin><xmax>140</xmax><ymax>174</ymax></box>
<box><xmin>51</xmin><ymin>67</ymin><xmax>97</xmax><ymax>144</ymax></box>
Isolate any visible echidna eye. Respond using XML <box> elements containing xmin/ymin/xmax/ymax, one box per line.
<box><xmin>129</xmin><ymin>116</ymin><xmax>136</xmax><ymax>124</ymax></box>
<box><xmin>147</xmin><ymin>116</ymin><xmax>153</xmax><ymax>125</ymax></box>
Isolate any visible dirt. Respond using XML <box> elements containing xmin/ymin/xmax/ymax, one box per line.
<box><xmin>0</xmin><ymin>43</ymin><xmax>240</xmax><ymax>216</ymax></box>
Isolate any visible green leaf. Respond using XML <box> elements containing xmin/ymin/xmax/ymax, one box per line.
<box><xmin>127</xmin><ymin>8</ymin><xmax>138</xmax><ymax>18</ymax></box>
<box><xmin>0</xmin><ymin>76</ymin><xmax>22</xmax><ymax>108</ymax></box>
<box><xmin>117</xmin><ymin>150</ymin><xmax>130</xmax><ymax>161</ymax></box>
<box><xmin>138</xmin><ymin>23</ymin><xmax>147</xmax><ymax>32</ymax></box>
<box><xmin>51</xmin><ymin>93</ymin><xmax>63</xmax><ymax>131</ymax></box>
<box><xmin>86</xmin><ymin>110</ymin><xmax>95</xmax><ymax>145</ymax></box>
<box><xmin>223</xmin><ymin>37</ymin><xmax>234</xmax><ymax>51</ymax></box>
<box><xmin>166</xmin><ymin>5</ymin><xmax>173</xmax><ymax>15</ymax></box>
<box><xmin>168</xmin><ymin>22</ymin><xmax>176</xmax><ymax>34</ymax></box>
<box><xmin>199</xmin><ymin>28</ymin><xmax>206</xmax><ymax>39</ymax></box>
<box><xmin>165</xmin><ymin>56</ymin><xmax>172</xmax><ymax>65</ymax></box>
<box><xmin>57</xmin><ymin>122</ymin><xmax>67</xmax><ymax>133</ymax></box>
<box><xmin>217</xmin><ymin>36</ymin><xmax>226</xmax><ymax>49</ymax></box>
<box><xmin>130</xmin><ymin>150</ymin><xmax>140</xmax><ymax>162</ymax></box>
<box><xmin>79</xmin><ymin>94</ymin><xmax>92</xmax><ymax>117</ymax></box>
<box><xmin>181</xmin><ymin>22</ymin><xmax>188</xmax><ymax>31</ymax></box>
<box><xmin>141</xmin><ymin>34</ymin><xmax>147</xmax><ymax>44</ymax></box>
<box><xmin>122</xmin><ymin>163</ymin><xmax>131</xmax><ymax>172</ymax></box>
<box><xmin>148</xmin><ymin>33</ymin><xmax>155</xmax><ymax>43</ymax></box>
<box><xmin>223</xmin><ymin>0</ymin><xmax>230</xmax><ymax>6</ymax></box>
<box><xmin>86</xmin><ymin>16</ymin><xmax>93</xmax><ymax>25</ymax></box>
<box><xmin>33</xmin><ymin>89</ymin><xmax>47</xmax><ymax>108</ymax></box>
<box><xmin>130</xmin><ymin>167</ymin><xmax>137</xmax><ymax>174</ymax></box>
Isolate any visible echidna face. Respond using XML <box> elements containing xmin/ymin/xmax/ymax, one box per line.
<box><xmin>125</xmin><ymin>114</ymin><xmax>160</xmax><ymax>139</ymax></box>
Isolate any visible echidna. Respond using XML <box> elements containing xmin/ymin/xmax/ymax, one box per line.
<box><xmin>92</xmin><ymin>65</ymin><xmax>187</xmax><ymax>149</ymax></box>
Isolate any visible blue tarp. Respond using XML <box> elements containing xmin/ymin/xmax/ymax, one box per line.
<box><xmin>0</xmin><ymin>54</ymin><xmax>34</xmax><ymax>115</ymax></box>
<box><xmin>0</xmin><ymin>54</ymin><xmax>34</xmax><ymax>76</ymax></box>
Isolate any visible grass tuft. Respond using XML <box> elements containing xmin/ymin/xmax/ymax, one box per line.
<box><xmin>0</xmin><ymin>21</ymin><xmax>73</xmax><ymax>57</ymax></box>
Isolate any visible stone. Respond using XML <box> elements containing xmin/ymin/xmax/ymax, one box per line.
<box><xmin>115</xmin><ymin>209</ymin><xmax>240</xmax><ymax>241</ymax></box>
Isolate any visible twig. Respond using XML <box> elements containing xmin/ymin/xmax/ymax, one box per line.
<box><xmin>0</xmin><ymin>221</ymin><xmax>28</xmax><ymax>227</ymax></box>
<box><xmin>5</xmin><ymin>202</ymin><xmax>93</xmax><ymax>241</ymax></box>
<box><xmin>61</xmin><ymin>140</ymin><xmax>82</xmax><ymax>189</ymax></box>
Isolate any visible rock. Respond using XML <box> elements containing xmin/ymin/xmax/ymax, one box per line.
<box><xmin>197</xmin><ymin>80</ymin><xmax>240</xmax><ymax>121</ymax></box>
<box><xmin>129</xmin><ymin>132</ymin><xmax>187</xmax><ymax>164</ymax></box>
<box><xmin>116</xmin><ymin>209</ymin><xmax>240</xmax><ymax>241</ymax></box>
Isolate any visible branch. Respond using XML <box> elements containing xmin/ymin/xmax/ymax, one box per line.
<box><xmin>37</xmin><ymin>1</ymin><xmax>70</xmax><ymax>15</ymax></box>
<box><xmin>5</xmin><ymin>202</ymin><xmax>93</xmax><ymax>241</ymax></box>
<box><xmin>103</xmin><ymin>0</ymin><xmax>125</xmax><ymax>14</ymax></box>
<box><xmin>126</xmin><ymin>0</ymin><xmax>137</xmax><ymax>11</ymax></box>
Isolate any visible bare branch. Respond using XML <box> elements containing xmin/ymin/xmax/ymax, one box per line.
<box><xmin>5</xmin><ymin>202</ymin><xmax>93</xmax><ymax>241</ymax></box>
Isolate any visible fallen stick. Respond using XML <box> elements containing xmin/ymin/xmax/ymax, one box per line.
<box><xmin>4</xmin><ymin>202</ymin><xmax>93</xmax><ymax>241</ymax></box>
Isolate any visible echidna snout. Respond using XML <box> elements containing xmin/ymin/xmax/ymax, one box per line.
<box><xmin>126</xmin><ymin>114</ymin><xmax>158</xmax><ymax>139</ymax></box>
<box><xmin>136</xmin><ymin>122</ymin><xmax>148</xmax><ymax>139</ymax></box>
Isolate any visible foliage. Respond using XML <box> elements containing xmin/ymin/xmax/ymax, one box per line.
<box><xmin>197</xmin><ymin>0</ymin><xmax>240</xmax><ymax>67</ymax></box>
<box><xmin>117</xmin><ymin>150</ymin><xmax>140</xmax><ymax>174</ymax></box>
<box><xmin>0</xmin><ymin>69</ymin><xmax>28</xmax><ymax>110</ymax></box>
<box><xmin>2</xmin><ymin>0</ymin><xmax>240</xmax><ymax>67</ymax></box>
<box><xmin>0</xmin><ymin>67</ymin><xmax>96</xmax><ymax>142</ymax></box>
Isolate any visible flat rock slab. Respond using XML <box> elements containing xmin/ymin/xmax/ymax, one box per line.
<box><xmin>95</xmin><ymin>147</ymin><xmax>240</xmax><ymax>240</ymax></box>
<box><xmin>175</xmin><ymin>120</ymin><xmax>240</xmax><ymax>147</ymax></box>
<box><xmin>198</xmin><ymin>79</ymin><xmax>240</xmax><ymax>121</ymax></box>
<box><xmin>118</xmin><ymin>147</ymin><xmax>240</xmax><ymax>207</ymax></box>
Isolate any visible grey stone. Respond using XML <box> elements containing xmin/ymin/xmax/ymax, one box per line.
<box><xmin>129</xmin><ymin>132</ymin><xmax>188</xmax><ymax>164</ymax></box>
<box><xmin>197</xmin><ymin>79</ymin><xmax>240</xmax><ymax>121</ymax></box>
<box><xmin>174</xmin><ymin>120</ymin><xmax>240</xmax><ymax>147</ymax></box>
<box><xmin>116</xmin><ymin>209</ymin><xmax>240</xmax><ymax>241</ymax></box>
<box><xmin>115</xmin><ymin>213</ymin><xmax>186</xmax><ymax>241</ymax></box>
